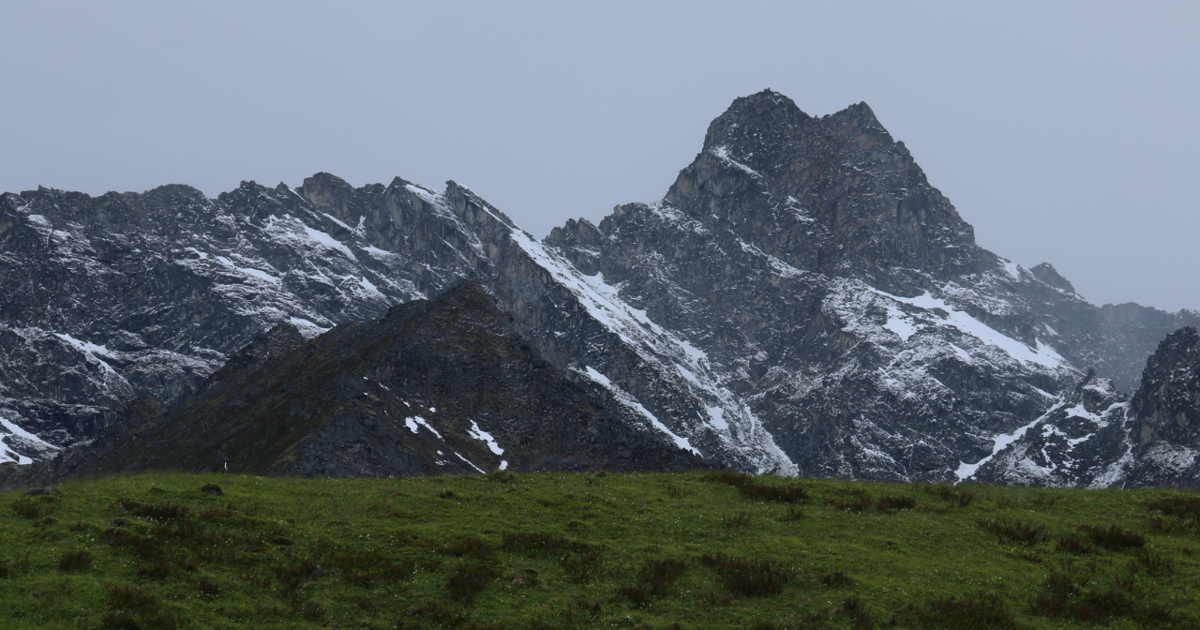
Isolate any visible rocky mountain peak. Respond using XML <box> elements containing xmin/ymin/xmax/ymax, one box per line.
<box><xmin>700</xmin><ymin>89</ymin><xmax>813</xmax><ymax>155</ymax></box>
<box><xmin>660</xmin><ymin>91</ymin><xmax>984</xmax><ymax>281</ymax></box>
<box><xmin>1030</xmin><ymin>262</ymin><xmax>1076</xmax><ymax>293</ymax></box>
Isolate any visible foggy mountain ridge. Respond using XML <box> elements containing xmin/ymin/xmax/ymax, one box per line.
<box><xmin>1</xmin><ymin>89</ymin><xmax>1198</xmax><ymax>487</ymax></box>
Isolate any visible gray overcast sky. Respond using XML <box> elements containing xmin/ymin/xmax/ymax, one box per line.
<box><xmin>2</xmin><ymin>1</ymin><xmax>1197</xmax><ymax>311</ymax></box>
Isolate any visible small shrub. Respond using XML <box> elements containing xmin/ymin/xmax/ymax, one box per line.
<box><xmin>440</xmin><ymin>537</ymin><xmax>493</xmax><ymax>558</ymax></box>
<box><xmin>904</xmin><ymin>592</ymin><xmax>1020</xmax><ymax>629</ymax></box>
<box><xmin>501</xmin><ymin>531</ymin><xmax>584</xmax><ymax>556</ymax></box>
<box><xmin>460</xmin><ymin>622</ymin><xmax>508</xmax><ymax>630</ymax></box>
<box><xmin>1146</xmin><ymin>495</ymin><xmax>1200</xmax><ymax>520</ymax></box>
<box><xmin>11</xmin><ymin>498</ymin><xmax>51</xmax><ymax>519</ymax></box>
<box><xmin>136</xmin><ymin>560</ymin><xmax>173</xmax><ymax>580</ymax></box>
<box><xmin>401</xmin><ymin>600</ymin><xmax>468</xmax><ymax>629</ymax></box>
<box><xmin>827</xmin><ymin>490</ymin><xmax>872</xmax><ymax>512</ymax></box>
<box><xmin>99</xmin><ymin>613</ymin><xmax>178</xmax><ymax>630</ymax></box>
<box><xmin>337</xmin><ymin>552</ymin><xmax>414</xmax><ymax>586</ymax></box>
<box><xmin>924</xmin><ymin>484</ymin><xmax>975</xmax><ymax>507</ymax></box>
<box><xmin>700</xmin><ymin>470</ymin><xmax>753</xmax><ymax>487</ymax></box>
<box><xmin>875</xmin><ymin>495</ymin><xmax>917</xmax><ymax>513</ymax></box>
<box><xmin>820</xmin><ymin>569</ymin><xmax>853</xmax><ymax>588</ymax></box>
<box><xmin>620</xmin><ymin>558</ymin><xmax>687</xmax><ymax>604</ymax></box>
<box><xmin>106</xmin><ymin>584</ymin><xmax>158</xmax><ymax>611</ymax></box>
<box><xmin>101</xmin><ymin>528</ymin><xmax>163</xmax><ymax>559</ymax></box>
<box><xmin>562</xmin><ymin>550</ymin><xmax>603</xmax><ymax>584</ymax></box>
<box><xmin>1032</xmin><ymin>492</ymin><xmax>1064</xmax><ymax>506</ymax></box>
<box><xmin>842</xmin><ymin>596</ymin><xmax>875</xmax><ymax>630</ymax></box>
<box><xmin>1040</xmin><ymin>589</ymin><xmax>1133</xmax><ymax>624</ymax></box>
<box><xmin>739</xmin><ymin>481</ymin><xmax>809</xmax><ymax>503</ymax></box>
<box><xmin>664</xmin><ymin>485</ymin><xmax>691</xmax><ymax>499</ymax></box>
<box><xmin>273</xmin><ymin>558</ymin><xmax>320</xmax><ymax>591</ymax></box>
<box><xmin>438</xmin><ymin>488</ymin><xmax>456</xmax><ymax>499</ymax></box>
<box><xmin>1133</xmin><ymin>549</ymin><xmax>1175</xmax><ymax>575</ymax></box>
<box><xmin>58</xmin><ymin>550</ymin><xmax>92</xmax><ymax>571</ymax></box>
<box><xmin>978</xmin><ymin>519</ymin><xmax>1046</xmax><ymax>546</ymax></box>
<box><xmin>198</xmin><ymin>505</ymin><xmax>234</xmax><ymax>519</ymax></box>
<box><xmin>198</xmin><ymin>577</ymin><xmax>222</xmax><ymax>597</ymax></box>
<box><xmin>700</xmin><ymin>552</ymin><xmax>795</xmax><ymax>597</ymax></box>
<box><xmin>149</xmin><ymin>519</ymin><xmax>207</xmax><ymax>541</ymax></box>
<box><xmin>488</xmin><ymin>470</ymin><xmax>516</xmax><ymax>483</ymax></box>
<box><xmin>1054</xmin><ymin>534</ymin><xmax>1093</xmax><ymax>555</ymax></box>
<box><xmin>291</xmin><ymin>599</ymin><xmax>326</xmax><ymax>622</ymax></box>
<box><xmin>1079</xmin><ymin>524</ymin><xmax>1145</xmax><ymax>549</ymax></box>
<box><xmin>200</xmin><ymin>484</ymin><xmax>223</xmax><ymax>496</ymax></box>
<box><xmin>722</xmin><ymin>512</ymin><xmax>751</xmax><ymax>529</ymax></box>
<box><xmin>0</xmin><ymin>560</ymin><xmax>10</xmax><ymax>578</ymax></box>
<box><xmin>120</xmin><ymin>501</ymin><xmax>191</xmax><ymax>521</ymax></box>
<box><xmin>446</xmin><ymin>561</ymin><xmax>501</xmax><ymax>599</ymax></box>
<box><xmin>100</xmin><ymin>612</ymin><xmax>142</xmax><ymax>630</ymax></box>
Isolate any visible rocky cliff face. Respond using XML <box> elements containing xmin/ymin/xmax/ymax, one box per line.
<box><xmin>973</xmin><ymin>327</ymin><xmax>1200</xmax><ymax>488</ymax></box>
<box><xmin>2</xmin><ymin>89</ymin><xmax>1197</xmax><ymax>485</ymax></box>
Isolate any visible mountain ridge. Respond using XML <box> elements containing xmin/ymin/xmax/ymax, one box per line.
<box><xmin>2</xmin><ymin>89</ymin><xmax>1198</xmax><ymax>486</ymax></box>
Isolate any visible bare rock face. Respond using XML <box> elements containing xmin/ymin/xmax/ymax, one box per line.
<box><xmin>2</xmin><ymin>88</ymin><xmax>1199</xmax><ymax>487</ymax></box>
<box><xmin>1125</xmin><ymin>327</ymin><xmax>1200</xmax><ymax>487</ymax></box>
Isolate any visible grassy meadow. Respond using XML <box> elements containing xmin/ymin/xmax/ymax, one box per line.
<box><xmin>2</xmin><ymin>471</ymin><xmax>1199</xmax><ymax>629</ymax></box>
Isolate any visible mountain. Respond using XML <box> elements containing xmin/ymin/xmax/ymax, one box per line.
<box><xmin>11</xmin><ymin>281</ymin><xmax>702</xmax><ymax>482</ymax></box>
<box><xmin>2</xmin><ymin>89</ymin><xmax>1197</xmax><ymax>485</ymax></box>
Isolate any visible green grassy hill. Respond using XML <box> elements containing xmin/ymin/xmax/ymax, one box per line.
<box><xmin>2</xmin><ymin>471</ymin><xmax>1198</xmax><ymax>629</ymax></box>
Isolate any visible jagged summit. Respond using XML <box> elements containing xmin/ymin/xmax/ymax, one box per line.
<box><xmin>662</xmin><ymin>90</ymin><xmax>982</xmax><ymax>282</ymax></box>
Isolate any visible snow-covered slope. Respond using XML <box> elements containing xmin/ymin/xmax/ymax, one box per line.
<box><xmin>2</xmin><ymin>89</ymin><xmax>1197</xmax><ymax>485</ymax></box>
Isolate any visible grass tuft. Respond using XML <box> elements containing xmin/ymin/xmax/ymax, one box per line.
<box><xmin>1080</xmin><ymin>524</ymin><xmax>1145</xmax><ymax>549</ymax></box>
<box><xmin>440</xmin><ymin>537</ymin><xmax>494</xmax><ymax>559</ymax></box>
<box><xmin>1053</xmin><ymin>534</ymin><xmax>1093</xmax><ymax>554</ymax></box>
<box><xmin>11</xmin><ymin>498</ymin><xmax>52</xmax><ymax>519</ymax></box>
<box><xmin>922</xmin><ymin>484</ymin><xmax>975</xmax><ymax>507</ymax></box>
<box><xmin>700</xmin><ymin>553</ymin><xmax>795</xmax><ymax>597</ymax></box>
<box><xmin>105</xmin><ymin>583</ymin><xmax>158</xmax><ymax>611</ymax></box>
<box><xmin>875</xmin><ymin>495</ymin><xmax>917</xmax><ymax>513</ymax></box>
<box><xmin>978</xmin><ymin>519</ymin><xmax>1046</xmax><ymax>546</ymax></box>
<box><xmin>446</xmin><ymin>561</ymin><xmax>501</xmax><ymax>599</ymax></box>
<box><xmin>722</xmin><ymin>511</ymin><xmax>751</xmax><ymax>529</ymax></box>
<box><xmin>820</xmin><ymin>568</ymin><xmax>854</xmax><ymax>588</ymax></box>
<box><xmin>901</xmin><ymin>591</ymin><xmax>1020</xmax><ymax>629</ymax></box>
<box><xmin>57</xmin><ymin>550</ymin><xmax>92</xmax><ymax>571</ymax></box>
<box><xmin>619</xmin><ymin>557</ymin><xmax>688</xmax><ymax>605</ymax></box>
<box><xmin>1146</xmin><ymin>495</ymin><xmax>1200</xmax><ymax>520</ymax></box>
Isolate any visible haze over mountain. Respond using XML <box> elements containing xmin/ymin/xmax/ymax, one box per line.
<box><xmin>2</xmin><ymin>90</ymin><xmax>1198</xmax><ymax>488</ymax></box>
